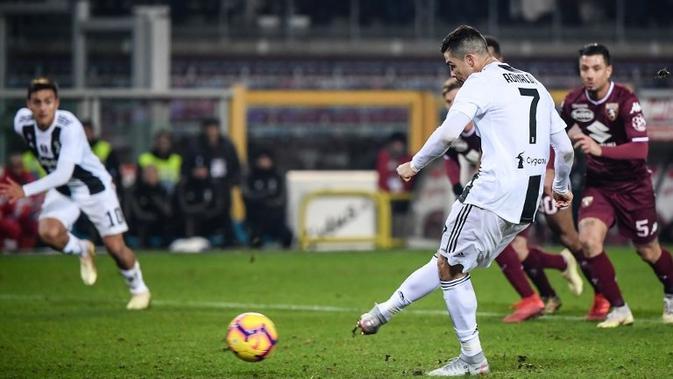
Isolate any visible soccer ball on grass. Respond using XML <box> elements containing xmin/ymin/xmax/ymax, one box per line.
<box><xmin>225</xmin><ymin>312</ymin><xmax>278</xmax><ymax>362</ymax></box>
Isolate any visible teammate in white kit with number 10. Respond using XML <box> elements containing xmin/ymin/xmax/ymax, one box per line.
<box><xmin>359</xmin><ymin>25</ymin><xmax>575</xmax><ymax>376</ymax></box>
<box><xmin>0</xmin><ymin>77</ymin><xmax>151</xmax><ymax>310</ymax></box>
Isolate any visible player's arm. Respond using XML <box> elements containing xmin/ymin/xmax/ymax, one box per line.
<box><xmin>1</xmin><ymin>125</ymin><xmax>81</xmax><ymax>202</ymax></box>
<box><xmin>543</xmin><ymin>149</ymin><xmax>555</xmax><ymax>196</ymax></box>
<box><xmin>549</xmin><ymin>106</ymin><xmax>574</xmax><ymax>209</ymax></box>
<box><xmin>397</xmin><ymin>110</ymin><xmax>471</xmax><ymax>181</ymax></box>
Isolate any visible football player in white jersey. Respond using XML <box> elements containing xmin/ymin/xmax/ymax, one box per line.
<box><xmin>0</xmin><ymin>78</ymin><xmax>151</xmax><ymax>310</ymax></box>
<box><xmin>356</xmin><ymin>26</ymin><xmax>574</xmax><ymax>376</ymax></box>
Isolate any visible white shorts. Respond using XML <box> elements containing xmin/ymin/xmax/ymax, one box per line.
<box><xmin>438</xmin><ymin>201</ymin><xmax>529</xmax><ymax>273</ymax></box>
<box><xmin>39</xmin><ymin>187</ymin><xmax>129</xmax><ymax>237</ymax></box>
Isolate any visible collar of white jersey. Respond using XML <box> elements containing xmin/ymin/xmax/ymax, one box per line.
<box><xmin>585</xmin><ymin>81</ymin><xmax>614</xmax><ymax>106</ymax></box>
<box><xmin>483</xmin><ymin>60</ymin><xmax>501</xmax><ymax>71</ymax></box>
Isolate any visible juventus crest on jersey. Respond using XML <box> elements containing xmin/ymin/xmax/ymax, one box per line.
<box><xmin>449</xmin><ymin>62</ymin><xmax>566</xmax><ymax>224</ymax></box>
<box><xmin>13</xmin><ymin>108</ymin><xmax>112</xmax><ymax>198</ymax></box>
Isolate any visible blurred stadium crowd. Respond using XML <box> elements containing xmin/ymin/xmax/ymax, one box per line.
<box><xmin>1</xmin><ymin>116</ymin><xmax>293</xmax><ymax>250</ymax></box>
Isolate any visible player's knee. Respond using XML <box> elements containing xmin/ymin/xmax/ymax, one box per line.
<box><xmin>38</xmin><ymin>222</ymin><xmax>61</xmax><ymax>243</ymax></box>
<box><xmin>437</xmin><ymin>255</ymin><xmax>464</xmax><ymax>281</ymax></box>
<box><xmin>510</xmin><ymin>237</ymin><xmax>528</xmax><ymax>260</ymax></box>
<box><xmin>579</xmin><ymin>234</ymin><xmax>602</xmax><ymax>257</ymax></box>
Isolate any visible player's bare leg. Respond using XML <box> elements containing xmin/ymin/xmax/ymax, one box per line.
<box><xmin>102</xmin><ymin>234</ymin><xmax>151</xmax><ymax>310</ymax></box>
<box><xmin>579</xmin><ymin>218</ymin><xmax>633</xmax><ymax>327</ymax></box>
<box><xmin>427</xmin><ymin>257</ymin><xmax>489</xmax><ymax>376</ymax></box>
<box><xmin>633</xmin><ymin>239</ymin><xmax>673</xmax><ymax>324</ymax></box>
<box><xmin>510</xmin><ymin>236</ymin><xmax>565</xmax><ymax>315</ymax></box>
<box><xmin>38</xmin><ymin>218</ymin><xmax>96</xmax><ymax>285</ymax></box>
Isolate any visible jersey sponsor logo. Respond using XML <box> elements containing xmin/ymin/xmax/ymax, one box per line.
<box><xmin>630</xmin><ymin>102</ymin><xmax>642</xmax><ymax>114</ymax></box>
<box><xmin>515</xmin><ymin>152</ymin><xmax>547</xmax><ymax>169</ymax></box>
<box><xmin>586</xmin><ymin>121</ymin><xmax>612</xmax><ymax>144</ymax></box>
<box><xmin>605</xmin><ymin>102</ymin><xmax>619</xmax><ymax>122</ymax></box>
<box><xmin>516</xmin><ymin>152</ymin><xmax>524</xmax><ymax>169</ymax></box>
<box><xmin>632</xmin><ymin>114</ymin><xmax>647</xmax><ymax>132</ymax></box>
<box><xmin>571</xmin><ymin>108</ymin><xmax>594</xmax><ymax>122</ymax></box>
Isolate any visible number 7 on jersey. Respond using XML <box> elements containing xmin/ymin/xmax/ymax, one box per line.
<box><xmin>518</xmin><ymin>88</ymin><xmax>540</xmax><ymax>144</ymax></box>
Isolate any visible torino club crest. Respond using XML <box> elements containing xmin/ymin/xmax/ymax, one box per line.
<box><xmin>605</xmin><ymin>103</ymin><xmax>619</xmax><ymax>122</ymax></box>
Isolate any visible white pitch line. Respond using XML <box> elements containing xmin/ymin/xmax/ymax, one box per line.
<box><xmin>0</xmin><ymin>293</ymin><xmax>664</xmax><ymax>323</ymax></box>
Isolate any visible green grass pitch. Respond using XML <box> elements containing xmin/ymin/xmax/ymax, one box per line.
<box><xmin>1</xmin><ymin>246</ymin><xmax>672</xmax><ymax>378</ymax></box>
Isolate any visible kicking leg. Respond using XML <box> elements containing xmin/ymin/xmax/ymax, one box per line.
<box><xmin>356</xmin><ymin>255</ymin><xmax>440</xmax><ymax>335</ymax></box>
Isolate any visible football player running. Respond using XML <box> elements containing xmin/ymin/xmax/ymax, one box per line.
<box><xmin>0</xmin><ymin>78</ymin><xmax>151</xmax><ymax>310</ymax></box>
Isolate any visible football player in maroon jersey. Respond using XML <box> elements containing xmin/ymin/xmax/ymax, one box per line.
<box><xmin>561</xmin><ymin>43</ymin><xmax>673</xmax><ymax>327</ymax></box>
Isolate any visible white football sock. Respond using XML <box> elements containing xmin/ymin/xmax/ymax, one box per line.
<box><xmin>378</xmin><ymin>255</ymin><xmax>440</xmax><ymax>320</ymax></box>
<box><xmin>63</xmin><ymin>233</ymin><xmax>85</xmax><ymax>256</ymax></box>
<box><xmin>120</xmin><ymin>261</ymin><xmax>149</xmax><ymax>295</ymax></box>
<box><xmin>440</xmin><ymin>274</ymin><xmax>482</xmax><ymax>358</ymax></box>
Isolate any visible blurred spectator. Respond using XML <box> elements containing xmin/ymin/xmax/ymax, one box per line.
<box><xmin>182</xmin><ymin>118</ymin><xmax>242</xmax><ymax>246</ymax></box>
<box><xmin>0</xmin><ymin>153</ymin><xmax>41</xmax><ymax>250</ymax></box>
<box><xmin>376</xmin><ymin>132</ymin><xmax>413</xmax><ymax>194</ymax></box>
<box><xmin>21</xmin><ymin>149</ymin><xmax>45</xmax><ymax>178</ymax></box>
<box><xmin>376</xmin><ymin>132</ymin><xmax>413</xmax><ymax>238</ymax></box>
<box><xmin>126</xmin><ymin>165</ymin><xmax>173</xmax><ymax>248</ymax></box>
<box><xmin>176</xmin><ymin>162</ymin><xmax>227</xmax><ymax>241</ymax></box>
<box><xmin>82</xmin><ymin>120</ymin><xmax>122</xmax><ymax>189</ymax></box>
<box><xmin>138</xmin><ymin>130</ymin><xmax>182</xmax><ymax>194</ymax></box>
<box><xmin>243</xmin><ymin>151</ymin><xmax>293</xmax><ymax>248</ymax></box>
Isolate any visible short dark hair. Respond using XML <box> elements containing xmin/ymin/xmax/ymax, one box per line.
<box><xmin>484</xmin><ymin>36</ymin><xmax>502</xmax><ymax>59</ymax></box>
<box><xmin>579</xmin><ymin>43</ymin><xmax>611</xmax><ymax>66</ymax></box>
<box><xmin>201</xmin><ymin>117</ymin><xmax>220</xmax><ymax>128</ymax></box>
<box><xmin>27</xmin><ymin>77</ymin><xmax>59</xmax><ymax>99</ymax></box>
<box><xmin>440</xmin><ymin>25</ymin><xmax>488</xmax><ymax>57</ymax></box>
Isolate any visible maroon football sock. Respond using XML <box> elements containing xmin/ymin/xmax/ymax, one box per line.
<box><xmin>569</xmin><ymin>247</ymin><xmax>600</xmax><ymax>294</ymax></box>
<box><xmin>528</xmin><ymin>246</ymin><xmax>567</xmax><ymax>271</ymax></box>
<box><xmin>495</xmin><ymin>245</ymin><xmax>535</xmax><ymax>298</ymax></box>
<box><xmin>586</xmin><ymin>252</ymin><xmax>624</xmax><ymax>307</ymax></box>
<box><xmin>648</xmin><ymin>248</ymin><xmax>673</xmax><ymax>295</ymax></box>
<box><xmin>522</xmin><ymin>251</ymin><xmax>557</xmax><ymax>298</ymax></box>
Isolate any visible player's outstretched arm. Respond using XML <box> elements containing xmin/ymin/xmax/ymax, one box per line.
<box><xmin>19</xmin><ymin>160</ymin><xmax>75</xmax><ymax>199</ymax></box>
<box><xmin>398</xmin><ymin>110</ymin><xmax>472</xmax><ymax>181</ymax></box>
<box><xmin>550</xmin><ymin>129</ymin><xmax>574</xmax><ymax>209</ymax></box>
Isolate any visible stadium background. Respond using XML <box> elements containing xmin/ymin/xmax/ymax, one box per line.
<box><xmin>0</xmin><ymin>0</ymin><xmax>672</xmax><ymax>248</ymax></box>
